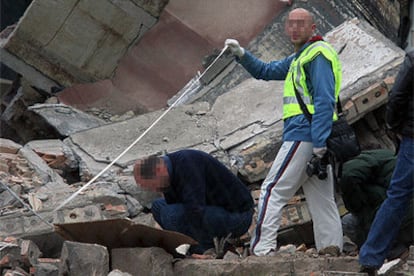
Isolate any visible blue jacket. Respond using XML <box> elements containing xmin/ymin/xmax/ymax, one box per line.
<box><xmin>238</xmin><ymin>42</ymin><xmax>337</xmax><ymax>148</ymax></box>
<box><xmin>386</xmin><ymin>48</ymin><xmax>414</xmax><ymax>138</ymax></box>
<box><xmin>163</xmin><ymin>149</ymin><xmax>254</xmax><ymax>227</ymax></box>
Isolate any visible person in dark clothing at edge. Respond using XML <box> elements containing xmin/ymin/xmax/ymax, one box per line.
<box><xmin>224</xmin><ymin>8</ymin><xmax>343</xmax><ymax>256</ymax></box>
<box><xmin>133</xmin><ymin>149</ymin><xmax>254</xmax><ymax>256</ymax></box>
<box><xmin>339</xmin><ymin>149</ymin><xmax>413</xmax><ymax>260</ymax></box>
<box><xmin>358</xmin><ymin>48</ymin><xmax>414</xmax><ymax>275</ymax></box>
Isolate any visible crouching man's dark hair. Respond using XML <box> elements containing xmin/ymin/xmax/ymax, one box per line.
<box><xmin>139</xmin><ymin>155</ymin><xmax>161</xmax><ymax>179</ymax></box>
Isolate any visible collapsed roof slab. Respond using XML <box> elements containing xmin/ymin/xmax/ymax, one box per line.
<box><xmin>325</xmin><ymin>18</ymin><xmax>405</xmax><ymax>123</ymax></box>
<box><xmin>0</xmin><ymin>0</ymin><xmax>159</xmax><ymax>90</ymax></box>
<box><xmin>5</xmin><ymin>0</ymin><xmax>292</xmax><ymax>113</ymax></box>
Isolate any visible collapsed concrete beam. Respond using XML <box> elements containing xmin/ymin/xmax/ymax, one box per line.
<box><xmin>28</xmin><ymin>104</ymin><xmax>107</xmax><ymax>137</ymax></box>
<box><xmin>325</xmin><ymin>18</ymin><xmax>405</xmax><ymax>121</ymax></box>
<box><xmin>0</xmin><ymin>48</ymin><xmax>59</xmax><ymax>93</ymax></box>
<box><xmin>0</xmin><ymin>0</ymin><xmax>158</xmax><ymax>87</ymax></box>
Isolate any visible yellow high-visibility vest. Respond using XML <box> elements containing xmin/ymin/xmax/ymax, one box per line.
<box><xmin>282</xmin><ymin>41</ymin><xmax>342</xmax><ymax>120</ymax></box>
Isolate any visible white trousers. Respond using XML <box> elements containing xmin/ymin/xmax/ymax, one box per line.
<box><xmin>250</xmin><ymin>141</ymin><xmax>343</xmax><ymax>256</ymax></box>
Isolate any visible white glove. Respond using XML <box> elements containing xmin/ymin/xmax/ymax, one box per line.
<box><xmin>313</xmin><ymin>147</ymin><xmax>327</xmax><ymax>158</ymax></box>
<box><xmin>225</xmin><ymin>38</ymin><xmax>245</xmax><ymax>58</ymax></box>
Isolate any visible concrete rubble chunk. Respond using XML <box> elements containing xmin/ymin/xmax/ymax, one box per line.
<box><xmin>0</xmin><ymin>138</ymin><xmax>22</xmax><ymax>154</ymax></box>
<box><xmin>58</xmin><ymin>205</ymin><xmax>104</xmax><ymax>224</ymax></box>
<box><xmin>0</xmin><ymin>48</ymin><xmax>59</xmax><ymax>93</ymax></box>
<box><xmin>1</xmin><ymin>79</ymin><xmax>57</xmax><ymax>144</ymax></box>
<box><xmin>68</xmin><ymin>101</ymin><xmax>217</xmax><ymax>166</ymax></box>
<box><xmin>63</xmin><ymin>138</ymin><xmax>123</xmax><ymax>182</ymax></box>
<box><xmin>28</xmin><ymin>104</ymin><xmax>107</xmax><ymax>137</ymax></box>
<box><xmin>58</xmin><ymin>241</ymin><xmax>109</xmax><ymax>276</ymax></box>
<box><xmin>326</xmin><ymin>18</ymin><xmax>404</xmax><ymax>97</ymax></box>
<box><xmin>25</xmin><ymin>139</ymin><xmax>78</xmax><ymax>172</ymax></box>
<box><xmin>0</xmin><ymin>241</ymin><xmax>21</xmax><ymax>268</ymax></box>
<box><xmin>0</xmin><ymin>0</ymin><xmax>158</xmax><ymax>88</ymax></box>
<box><xmin>19</xmin><ymin>145</ymin><xmax>65</xmax><ymax>186</ymax></box>
<box><xmin>0</xmin><ymin>183</ymin><xmax>22</xmax><ymax>210</ymax></box>
<box><xmin>33</xmin><ymin>261</ymin><xmax>60</xmax><ymax>276</ymax></box>
<box><xmin>21</xmin><ymin>232</ymin><xmax>65</xmax><ymax>259</ymax></box>
<box><xmin>173</xmin><ymin>255</ymin><xmax>364</xmax><ymax>276</ymax></box>
<box><xmin>346</xmin><ymin>79</ymin><xmax>394</xmax><ymax>124</ymax></box>
<box><xmin>125</xmin><ymin>194</ymin><xmax>143</xmax><ymax>217</ymax></box>
<box><xmin>0</xmin><ymin>202</ymin><xmax>124</xmax><ymax>238</ymax></box>
<box><xmin>0</xmin><ymin>239</ymin><xmax>412</xmax><ymax>275</ymax></box>
<box><xmin>2</xmin><ymin>267</ymin><xmax>30</xmax><ymax>276</ymax></box>
<box><xmin>111</xmin><ymin>247</ymin><xmax>174</xmax><ymax>276</ymax></box>
<box><xmin>19</xmin><ymin>239</ymin><xmax>42</xmax><ymax>266</ymax></box>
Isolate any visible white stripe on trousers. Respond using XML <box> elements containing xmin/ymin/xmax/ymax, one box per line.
<box><xmin>250</xmin><ymin>141</ymin><xmax>343</xmax><ymax>256</ymax></box>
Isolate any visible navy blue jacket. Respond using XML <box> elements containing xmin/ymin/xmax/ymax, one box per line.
<box><xmin>386</xmin><ymin>48</ymin><xmax>414</xmax><ymax>138</ymax></box>
<box><xmin>163</xmin><ymin>149</ymin><xmax>254</xmax><ymax>227</ymax></box>
<box><xmin>238</xmin><ymin>40</ymin><xmax>337</xmax><ymax>148</ymax></box>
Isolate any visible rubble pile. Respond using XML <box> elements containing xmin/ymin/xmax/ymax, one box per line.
<box><xmin>0</xmin><ymin>0</ymin><xmax>412</xmax><ymax>275</ymax></box>
<box><xmin>1</xmin><ymin>235</ymin><xmax>413</xmax><ymax>275</ymax></box>
<box><xmin>0</xmin><ymin>136</ymin><xmax>412</xmax><ymax>275</ymax></box>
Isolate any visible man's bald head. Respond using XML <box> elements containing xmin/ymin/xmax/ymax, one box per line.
<box><xmin>285</xmin><ymin>8</ymin><xmax>317</xmax><ymax>51</ymax></box>
<box><xmin>289</xmin><ymin>8</ymin><xmax>315</xmax><ymax>23</ymax></box>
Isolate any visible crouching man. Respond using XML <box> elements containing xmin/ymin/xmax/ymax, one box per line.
<box><xmin>133</xmin><ymin>149</ymin><xmax>254</xmax><ymax>255</ymax></box>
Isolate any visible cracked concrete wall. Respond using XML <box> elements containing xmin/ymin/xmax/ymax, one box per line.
<box><xmin>0</xmin><ymin>0</ymin><xmax>160</xmax><ymax>87</ymax></box>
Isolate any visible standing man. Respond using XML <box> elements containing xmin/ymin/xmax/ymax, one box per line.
<box><xmin>358</xmin><ymin>48</ymin><xmax>414</xmax><ymax>275</ymax></box>
<box><xmin>225</xmin><ymin>8</ymin><xmax>343</xmax><ymax>256</ymax></box>
<box><xmin>133</xmin><ymin>149</ymin><xmax>254</xmax><ymax>255</ymax></box>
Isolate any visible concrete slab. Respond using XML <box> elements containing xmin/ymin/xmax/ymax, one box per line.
<box><xmin>1</xmin><ymin>0</ymin><xmax>157</xmax><ymax>86</ymax></box>
<box><xmin>19</xmin><ymin>145</ymin><xmax>66</xmax><ymax>185</ymax></box>
<box><xmin>0</xmin><ymin>48</ymin><xmax>60</xmax><ymax>93</ymax></box>
<box><xmin>111</xmin><ymin>247</ymin><xmax>174</xmax><ymax>276</ymax></box>
<box><xmin>57</xmin><ymin>0</ymin><xmax>290</xmax><ymax>114</ymax></box>
<box><xmin>29</xmin><ymin>103</ymin><xmax>107</xmax><ymax>136</ymax></box>
<box><xmin>174</xmin><ymin>255</ymin><xmax>362</xmax><ymax>275</ymax></box>
<box><xmin>68</xmin><ymin>102</ymin><xmax>217</xmax><ymax>166</ymax></box>
<box><xmin>211</xmin><ymin>79</ymin><xmax>283</xmax><ymax>137</ymax></box>
<box><xmin>325</xmin><ymin>18</ymin><xmax>405</xmax><ymax>103</ymax></box>
<box><xmin>63</xmin><ymin>138</ymin><xmax>123</xmax><ymax>182</ymax></box>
